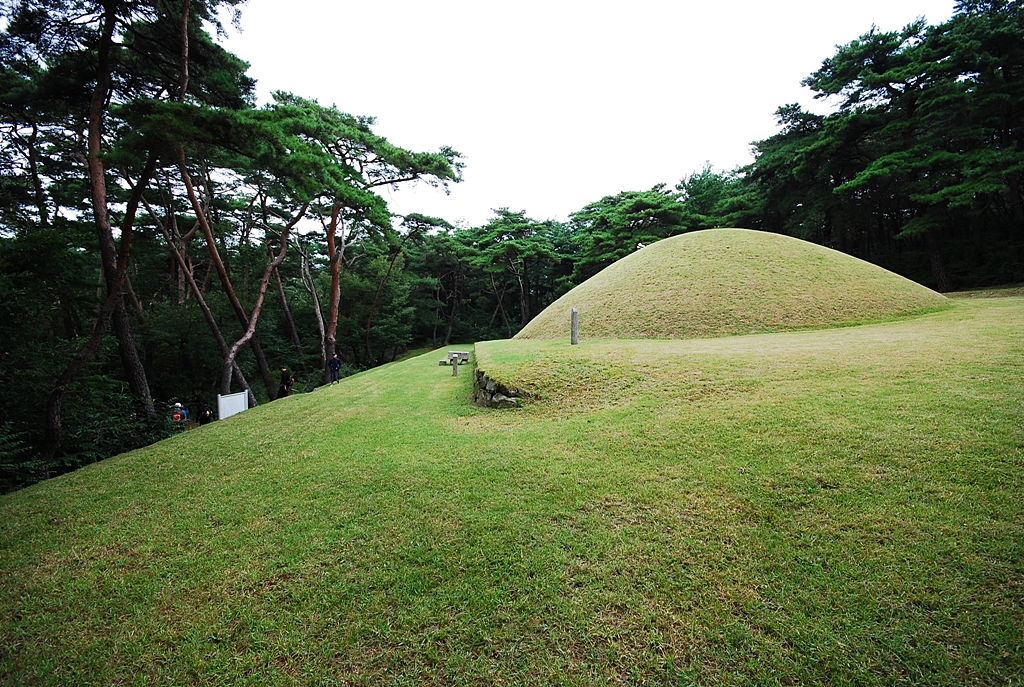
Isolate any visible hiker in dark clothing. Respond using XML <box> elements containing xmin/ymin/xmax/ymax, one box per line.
<box><xmin>328</xmin><ymin>353</ymin><xmax>342</xmax><ymax>385</ymax></box>
<box><xmin>278</xmin><ymin>366</ymin><xmax>293</xmax><ymax>399</ymax></box>
<box><xmin>199</xmin><ymin>403</ymin><xmax>214</xmax><ymax>425</ymax></box>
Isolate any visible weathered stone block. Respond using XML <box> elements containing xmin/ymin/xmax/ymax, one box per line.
<box><xmin>491</xmin><ymin>393</ymin><xmax>518</xmax><ymax>409</ymax></box>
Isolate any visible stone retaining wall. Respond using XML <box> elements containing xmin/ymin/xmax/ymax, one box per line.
<box><xmin>474</xmin><ymin>369</ymin><xmax>521</xmax><ymax>408</ymax></box>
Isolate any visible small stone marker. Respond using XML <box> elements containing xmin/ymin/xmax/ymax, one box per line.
<box><xmin>571</xmin><ymin>308</ymin><xmax>579</xmax><ymax>345</ymax></box>
<box><xmin>447</xmin><ymin>351</ymin><xmax>466</xmax><ymax>376</ymax></box>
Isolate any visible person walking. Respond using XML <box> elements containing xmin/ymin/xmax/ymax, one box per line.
<box><xmin>278</xmin><ymin>366</ymin><xmax>293</xmax><ymax>399</ymax></box>
<box><xmin>328</xmin><ymin>353</ymin><xmax>342</xmax><ymax>385</ymax></box>
<box><xmin>172</xmin><ymin>402</ymin><xmax>189</xmax><ymax>431</ymax></box>
<box><xmin>198</xmin><ymin>402</ymin><xmax>214</xmax><ymax>425</ymax></box>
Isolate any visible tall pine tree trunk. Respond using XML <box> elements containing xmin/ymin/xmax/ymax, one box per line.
<box><xmin>274</xmin><ymin>265</ymin><xmax>306</xmax><ymax>371</ymax></box>
<box><xmin>926</xmin><ymin>229</ymin><xmax>952</xmax><ymax>292</ymax></box>
<box><xmin>177</xmin><ymin>147</ymin><xmax>278</xmax><ymax>398</ymax></box>
<box><xmin>491</xmin><ymin>275</ymin><xmax>513</xmax><ymax>338</ymax></box>
<box><xmin>365</xmin><ymin>243</ymin><xmax>407</xmax><ymax>367</ymax></box>
<box><xmin>221</xmin><ymin>205</ymin><xmax>305</xmax><ymax>388</ymax></box>
<box><xmin>41</xmin><ymin>285</ymin><xmax>120</xmax><ymax>478</ymax></box>
<box><xmin>297</xmin><ymin>242</ymin><xmax>328</xmax><ymax>383</ymax></box>
<box><xmin>43</xmin><ymin>125</ymin><xmax>152</xmax><ymax>474</ymax></box>
<box><xmin>147</xmin><ymin>198</ymin><xmax>258</xmax><ymax>409</ymax></box>
<box><xmin>324</xmin><ymin>200</ymin><xmax>343</xmax><ymax>366</ymax></box>
<box><xmin>1006</xmin><ymin>174</ymin><xmax>1024</xmax><ymax>239</ymax></box>
<box><xmin>86</xmin><ymin>5</ymin><xmax>155</xmax><ymax>417</ymax></box>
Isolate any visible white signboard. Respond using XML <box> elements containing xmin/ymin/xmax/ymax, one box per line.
<box><xmin>217</xmin><ymin>391</ymin><xmax>248</xmax><ymax>420</ymax></box>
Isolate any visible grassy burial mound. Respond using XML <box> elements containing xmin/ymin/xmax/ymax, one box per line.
<box><xmin>3</xmin><ymin>298</ymin><xmax>1024</xmax><ymax>685</ymax></box>
<box><xmin>516</xmin><ymin>228</ymin><xmax>949</xmax><ymax>341</ymax></box>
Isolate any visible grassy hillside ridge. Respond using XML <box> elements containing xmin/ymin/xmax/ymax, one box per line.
<box><xmin>3</xmin><ymin>299</ymin><xmax>1023</xmax><ymax>685</ymax></box>
<box><xmin>515</xmin><ymin>228</ymin><xmax>950</xmax><ymax>340</ymax></box>
<box><xmin>479</xmin><ymin>304</ymin><xmax>964</xmax><ymax>407</ymax></box>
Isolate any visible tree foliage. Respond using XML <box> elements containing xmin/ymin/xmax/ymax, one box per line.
<box><xmin>743</xmin><ymin>0</ymin><xmax>1024</xmax><ymax>290</ymax></box>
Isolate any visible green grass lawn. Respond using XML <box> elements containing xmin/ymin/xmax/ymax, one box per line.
<box><xmin>2</xmin><ymin>298</ymin><xmax>1023</xmax><ymax>686</ymax></box>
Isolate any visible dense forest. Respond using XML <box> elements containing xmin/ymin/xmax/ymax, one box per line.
<box><xmin>1</xmin><ymin>0</ymin><xmax>1022</xmax><ymax>492</ymax></box>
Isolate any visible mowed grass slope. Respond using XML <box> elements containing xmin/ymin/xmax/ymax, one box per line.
<box><xmin>2</xmin><ymin>298</ymin><xmax>1023</xmax><ymax>686</ymax></box>
<box><xmin>515</xmin><ymin>228</ymin><xmax>950</xmax><ymax>340</ymax></box>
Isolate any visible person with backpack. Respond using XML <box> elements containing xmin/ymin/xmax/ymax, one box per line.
<box><xmin>199</xmin><ymin>403</ymin><xmax>214</xmax><ymax>425</ymax></box>
<box><xmin>171</xmin><ymin>402</ymin><xmax>189</xmax><ymax>431</ymax></box>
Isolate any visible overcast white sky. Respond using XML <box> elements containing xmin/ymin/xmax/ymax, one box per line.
<box><xmin>222</xmin><ymin>0</ymin><xmax>956</xmax><ymax>227</ymax></box>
